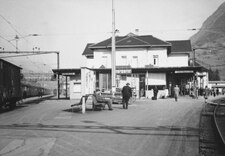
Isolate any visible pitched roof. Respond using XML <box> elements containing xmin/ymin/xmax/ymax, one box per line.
<box><xmin>82</xmin><ymin>43</ymin><xmax>94</xmax><ymax>55</ymax></box>
<box><xmin>167</xmin><ymin>40</ymin><xmax>192</xmax><ymax>53</ymax></box>
<box><xmin>89</xmin><ymin>34</ymin><xmax>170</xmax><ymax>49</ymax></box>
<box><xmin>82</xmin><ymin>36</ymin><xmax>193</xmax><ymax>56</ymax></box>
<box><xmin>0</xmin><ymin>58</ymin><xmax>22</xmax><ymax>69</ymax></box>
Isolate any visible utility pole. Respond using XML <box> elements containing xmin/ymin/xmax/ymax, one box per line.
<box><xmin>111</xmin><ymin>0</ymin><xmax>116</xmax><ymax>93</ymax></box>
<box><xmin>57</xmin><ymin>52</ymin><xmax>60</xmax><ymax>99</ymax></box>
<box><xmin>193</xmin><ymin>48</ymin><xmax>195</xmax><ymax>67</ymax></box>
<box><xmin>15</xmin><ymin>35</ymin><xmax>19</xmax><ymax>52</ymax></box>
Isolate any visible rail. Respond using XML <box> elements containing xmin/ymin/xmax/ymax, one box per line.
<box><xmin>213</xmin><ymin>101</ymin><xmax>225</xmax><ymax>148</ymax></box>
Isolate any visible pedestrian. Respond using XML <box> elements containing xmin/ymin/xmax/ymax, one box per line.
<box><xmin>93</xmin><ymin>89</ymin><xmax>113</xmax><ymax>110</ymax></box>
<box><xmin>140</xmin><ymin>88</ymin><xmax>144</xmax><ymax>98</ymax></box>
<box><xmin>213</xmin><ymin>89</ymin><xmax>216</xmax><ymax>97</ymax></box>
<box><xmin>204</xmin><ymin>86</ymin><xmax>210</xmax><ymax>103</ymax></box>
<box><xmin>153</xmin><ymin>86</ymin><xmax>158</xmax><ymax>100</ymax></box>
<box><xmin>23</xmin><ymin>90</ymin><xmax>27</xmax><ymax>99</ymax></box>
<box><xmin>195</xmin><ymin>87</ymin><xmax>199</xmax><ymax>99</ymax></box>
<box><xmin>216</xmin><ymin>88</ymin><xmax>219</xmax><ymax>96</ymax></box>
<box><xmin>122</xmin><ymin>83</ymin><xmax>132</xmax><ymax>109</ymax></box>
<box><xmin>174</xmin><ymin>85</ymin><xmax>180</xmax><ymax>102</ymax></box>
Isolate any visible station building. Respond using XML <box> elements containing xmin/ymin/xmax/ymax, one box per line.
<box><xmin>53</xmin><ymin>33</ymin><xmax>208</xmax><ymax>99</ymax></box>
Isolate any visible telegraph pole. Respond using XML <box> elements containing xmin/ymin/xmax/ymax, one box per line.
<box><xmin>111</xmin><ymin>0</ymin><xmax>116</xmax><ymax>93</ymax></box>
<box><xmin>193</xmin><ymin>48</ymin><xmax>195</xmax><ymax>67</ymax></box>
<box><xmin>57</xmin><ymin>52</ymin><xmax>60</xmax><ymax>99</ymax></box>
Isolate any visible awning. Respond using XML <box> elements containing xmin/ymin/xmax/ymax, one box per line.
<box><xmin>132</xmin><ymin>66</ymin><xmax>204</xmax><ymax>73</ymax></box>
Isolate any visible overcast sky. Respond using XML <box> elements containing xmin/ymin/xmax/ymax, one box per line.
<box><xmin>0</xmin><ymin>0</ymin><xmax>224</xmax><ymax>72</ymax></box>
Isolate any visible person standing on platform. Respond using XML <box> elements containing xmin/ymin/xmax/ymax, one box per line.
<box><xmin>195</xmin><ymin>87</ymin><xmax>199</xmax><ymax>99</ymax></box>
<box><xmin>204</xmin><ymin>86</ymin><xmax>210</xmax><ymax>103</ymax></box>
<box><xmin>174</xmin><ymin>85</ymin><xmax>180</xmax><ymax>102</ymax></box>
<box><xmin>122</xmin><ymin>83</ymin><xmax>132</xmax><ymax>109</ymax></box>
<box><xmin>153</xmin><ymin>86</ymin><xmax>158</xmax><ymax>100</ymax></box>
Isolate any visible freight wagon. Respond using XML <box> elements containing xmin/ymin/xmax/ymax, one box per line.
<box><xmin>0</xmin><ymin>59</ymin><xmax>52</xmax><ymax>110</ymax></box>
<box><xmin>0</xmin><ymin>59</ymin><xmax>22</xmax><ymax>109</ymax></box>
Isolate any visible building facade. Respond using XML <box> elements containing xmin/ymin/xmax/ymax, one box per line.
<box><xmin>82</xmin><ymin>33</ymin><xmax>208</xmax><ymax>98</ymax></box>
<box><xmin>53</xmin><ymin>33</ymin><xmax>208</xmax><ymax>99</ymax></box>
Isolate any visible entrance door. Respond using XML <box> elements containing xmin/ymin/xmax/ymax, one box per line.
<box><xmin>99</xmin><ymin>73</ymin><xmax>111</xmax><ymax>91</ymax></box>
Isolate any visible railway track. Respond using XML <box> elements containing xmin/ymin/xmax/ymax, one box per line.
<box><xmin>200</xmin><ymin>99</ymin><xmax>225</xmax><ymax>156</ymax></box>
<box><xmin>214</xmin><ymin>101</ymin><xmax>225</xmax><ymax>154</ymax></box>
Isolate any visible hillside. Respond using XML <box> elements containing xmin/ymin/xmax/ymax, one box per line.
<box><xmin>190</xmin><ymin>2</ymin><xmax>225</xmax><ymax>80</ymax></box>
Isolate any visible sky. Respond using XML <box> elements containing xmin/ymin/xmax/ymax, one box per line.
<box><xmin>0</xmin><ymin>0</ymin><xmax>224</xmax><ymax>73</ymax></box>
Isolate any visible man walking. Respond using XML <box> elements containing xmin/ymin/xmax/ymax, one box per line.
<box><xmin>204</xmin><ymin>86</ymin><xmax>210</xmax><ymax>103</ymax></box>
<box><xmin>122</xmin><ymin>83</ymin><xmax>132</xmax><ymax>109</ymax></box>
<box><xmin>174</xmin><ymin>85</ymin><xmax>180</xmax><ymax>102</ymax></box>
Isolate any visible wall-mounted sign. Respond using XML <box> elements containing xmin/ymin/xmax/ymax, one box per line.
<box><xmin>116</xmin><ymin>69</ymin><xmax>132</xmax><ymax>74</ymax></box>
<box><xmin>175</xmin><ymin>70</ymin><xmax>193</xmax><ymax>74</ymax></box>
<box><xmin>62</xmin><ymin>73</ymin><xmax>76</xmax><ymax>76</ymax></box>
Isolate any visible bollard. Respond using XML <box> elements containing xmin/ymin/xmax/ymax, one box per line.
<box><xmin>82</xmin><ymin>96</ymin><xmax>85</xmax><ymax>114</ymax></box>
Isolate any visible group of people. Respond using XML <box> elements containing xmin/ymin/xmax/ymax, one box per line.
<box><xmin>93</xmin><ymin>83</ymin><xmax>133</xmax><ymax>110</ymax></box>
<box><xmin>93</xmin><ymin>83</ymin><xmax>217</xmax><ymax>110</ymax></box>
<box><xmin>173</xmin><ymin>85</ymin><xmax>215</xmax><ymax>103</ymax></box>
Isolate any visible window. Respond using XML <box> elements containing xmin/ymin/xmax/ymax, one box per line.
<box><xmin>153</xmin><ymin>55</ymin><xmax>159</xmax><ymax>66</ymax></box>
<box><xmin>102</xmin><ymin>56</ymin><xmax>108</xmax><ymax>67</ymax></box>
<box><xmin>132</xmin><ymin>56</ymin><xmax>138</xmax><ymax>67</ymax></box>
<box><xmin>121</xmin><ymin>56</ymin><xmax>127</xmax><ymax>65</ymax></box>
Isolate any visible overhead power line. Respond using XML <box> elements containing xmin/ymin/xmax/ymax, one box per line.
<box><xmin>0</xmin><ymin>14</ymin><xmax>23</xmax><ymax>37</ymax></box>
<box><xmin>0</xmin><ymin>34</ymin><xmax>17</xmax><ymax>49</ymax></box>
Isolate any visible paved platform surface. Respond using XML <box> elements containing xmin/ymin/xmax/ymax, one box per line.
<box><xmin>0</xmin><ymin>95</ymin><xmax>224</xmax><ymax>156</ymax></box>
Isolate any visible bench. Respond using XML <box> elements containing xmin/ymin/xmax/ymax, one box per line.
<box><xmin>70</xmin><ymin>94</ymin><xmax>106</xmax><ymax>111</ymax></box>
<box><xmin>70</xmin><ymin>95</ymin><xmax>89</xmax><ymax>111</ymax></box>
<box><xmin>92</xmin><ymin>95</ymin><xmax>106</xmax><ymax>110</ymax></box>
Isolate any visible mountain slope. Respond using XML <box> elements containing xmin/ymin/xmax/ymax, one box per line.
<box><xmin>190</xmin><ymin>2</ymin><xmax>225</xmax><ymax>80</ymax></box>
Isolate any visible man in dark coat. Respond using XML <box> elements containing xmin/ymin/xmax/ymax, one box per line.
<box><xmin>122</xmin><ymin>83</ymin><xmax>132</xmax><ymax>109</ymax></box>
<box><xmin>153</xmin><ymin>86</ymin><xmax>158</xmax><ymax>100</ymax></box>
